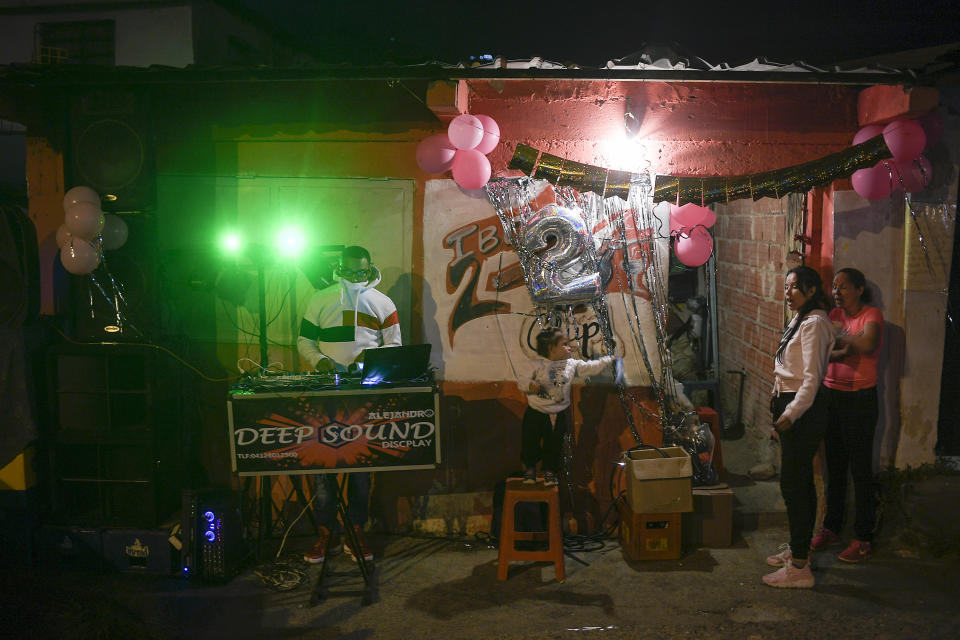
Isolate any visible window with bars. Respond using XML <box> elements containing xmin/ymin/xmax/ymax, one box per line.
<box><xmin>36</xmin><ymin>20</ymin><xmax>115</xmax><ymax>65</ymax></box>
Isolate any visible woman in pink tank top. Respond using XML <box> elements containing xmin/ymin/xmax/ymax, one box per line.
<box><xmin>812</xmin><ymin>268</ymin><xmax>883</xmax><ymax>563</ymax></box>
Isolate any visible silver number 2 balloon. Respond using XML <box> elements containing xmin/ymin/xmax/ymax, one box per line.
<box><xmin>519</xmin><ymin>203</ymin><xmax>602</xmax><ymax>304</ymax></box>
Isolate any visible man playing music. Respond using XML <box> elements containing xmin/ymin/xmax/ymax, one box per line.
<box><xmin>297</xmin><ymin>245</ymin><xmax>401</xmax><ymax>563</ymax></box>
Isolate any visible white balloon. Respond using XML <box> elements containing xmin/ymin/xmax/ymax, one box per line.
<box><xmin>60</xmin><ymin>238</ymin><xmax>101</xmax><ymax>275</ymax></box>
<box><xmin>63</xmin><ymin>186</ymin><xmax>100</xmax><ymax>210</ymax></box>
<box><xmin>55</xmin><ymin>224</ymin><xmax>73</xmax><ymax>248</ymax></box>
<box><xmin>101</xmin><ymin>214</ymin><xmax>129</xmax><ymax>250</ymax></box>
<box><xmin>64</xmin><ymin>201</ymin><xmax>105</xmax><ymax>240</ymax></box>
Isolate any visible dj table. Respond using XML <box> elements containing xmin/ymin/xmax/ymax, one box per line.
<box><xmin>227</xmin><ymin>376</ymin><xmax>440</xmax><ymax>476</ymax></box>
<box><xmin>228</xmin><ymin>375</ymin><xmax>440</xmax><ymax>606</ymax></box>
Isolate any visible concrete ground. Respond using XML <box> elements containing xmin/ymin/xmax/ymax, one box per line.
<box><xmin>2</xmin><ymin>438</ymin><xmax>958</xmax><ymax>640</ymax></box>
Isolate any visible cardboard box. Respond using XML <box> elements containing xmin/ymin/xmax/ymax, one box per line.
<box><xmin>683</xmin><ymin>486</ymin><xmax>734</xmax><ymax>548</ymax></box>
<box><xmin>617</xmin><ymin>497</ymin><xmax>682</xmax><ymax>560</ymax></box>
<box><xmin>624</xmin><ymin>446</ymin><xmax>693</xmax><ymax>514</ymax></box>
<box><xmin>35</xmin><ymin>526</ymin><xmax>104</xmax><ymax>570</ymax></box>
<box><xmin>102</xmin><ymin>528</ymin><xmax>175</xmax><ymax>575</ymax></box>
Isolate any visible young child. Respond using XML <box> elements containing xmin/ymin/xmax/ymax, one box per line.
<box><xmin>520</xmin><ymin>329</ymin><xmax>618</xmax><ymax>486</ymax></box>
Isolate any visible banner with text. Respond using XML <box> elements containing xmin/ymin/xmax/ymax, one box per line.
<box><xmin>228</xmin><ymin>388</ymin><xmax>440</xmax><ymax>476</ymax></box>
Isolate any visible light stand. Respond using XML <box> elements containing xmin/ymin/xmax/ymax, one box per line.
<box><xmin>237</xmin><ymin>245</ymin><xmax>317</xmax><ymax>556</ymax></box>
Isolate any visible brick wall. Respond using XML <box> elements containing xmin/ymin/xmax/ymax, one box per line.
<box><xmin>713</xmin><ymin>196</ymin><xmax>791</xmax><ymax>441</ymax></box>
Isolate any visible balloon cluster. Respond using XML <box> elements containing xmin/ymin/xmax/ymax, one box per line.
<box><xmin>57</xmin><ymin>186</ymin><xmax>128</xmax><ymax>275</ymax></box>
<box><xmin>851</xmin><ymin>113</ymin><xmax>942</xmax><ymax>200</ymax></box>
<box><xmin>670</xmin><ymin>203</ymin><xmax>716</xmax><ymax>267</ymax></box>
<box><xmin>416</xmin><ymin>113</ymin><xmax>500</xmax><ymax>191</ymax></box>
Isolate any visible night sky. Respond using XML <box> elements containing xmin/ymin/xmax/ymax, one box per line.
<box><xmin>241</xmin><ymin>0</ymin><xmax>960</xmax><ymax>67</ymax></box>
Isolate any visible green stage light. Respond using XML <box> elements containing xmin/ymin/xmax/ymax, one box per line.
<box><xmin>275</xmin><ymin>225</ymin><xmax>305</xmax><ymax>258</ymax></box>
<box><xmin>221</xmin><ymin>231</ymin><xmax>244</xmax><ymax>253</ymax></box>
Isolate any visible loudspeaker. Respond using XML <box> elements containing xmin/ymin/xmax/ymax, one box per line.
<box><xmin>48</xmin><ymin>344</ymin><xmax>183</xmax><ymax>528</ymax></box>
<box><xmin>68</xmin><ymin>90</ymin><xmax>154</xmax><ymax>212</ymax></box>
<box><xmin>69</xmin><ymin>212</ymin><xmax>158</xmax><ymax>341</ymax></box>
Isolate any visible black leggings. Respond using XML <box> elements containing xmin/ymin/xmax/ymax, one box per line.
<box><xmin>772</xmin><ymin>390</ymin><xmax>828</xmax><ymax>561</ymax></box>
<box><xmin>521</xmin><ymin>407</ymin><xmax>567</xmax><ymax>473</ymax></box>
<box><xmin>822</xmin><ymin>386</ymin><xmax>879</xmax><ymax>541</ymax></box>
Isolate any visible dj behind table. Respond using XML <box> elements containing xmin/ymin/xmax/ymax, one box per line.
<box><xmin>227</xmin><ymin>344</ymin><xmax>439</xmax><ymax>477</ymax></box>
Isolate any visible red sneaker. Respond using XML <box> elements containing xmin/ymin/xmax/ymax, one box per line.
<box><xmin>303</xmin><ymin>526</ymin><xmax>336</xmax><ymax>564</ymax></box>
<box><xmin>837</xmin><ymin>539</ymin><xmax>872</xmax><ymax>563</ymax></box>
<box><xmin>810</xmin><ymin>528</ymin><xmax>842</xmax><ymax>551</ymax></box>
<box><xmin>344</xmin><ymin>526</ymin><xmax>373</xmax><ymax>562</ymax></box>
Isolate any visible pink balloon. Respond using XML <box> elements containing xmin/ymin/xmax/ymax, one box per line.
<box><xmin>64</xmin><ymin>201</ymin><xmax>105</xmax><ymax>240</ymax></box>
<box><xmin>894</xmin><ymin>156</ymin><xmax>933</xmax><ymax>193</ymax></box>
<box><xmin>851</xmin><ymin>162</ymin><xmax>894</xmax><ymax>200</ymax></box>
<box><xmin>60</xmin><ymin>238</ymin><xmax>101</xmax><ymax>275</ymax></box>
<box><xmin>917</xmin><ymin>111</ymin><xmax>944</xmax><ymax>150</ymax></box>
<box><xmin>457</xmin><ymin>183</ymin><xmax>490</xmax><ymax>199</ymax></box>
<box><xmin>447</xmin><ymin>114</ymin><xmax>484</xmax><ymax>150</ymax></box>
<box><xmin>473</xmin><ymin>114</ymin><xmax>501</xmax><ymax>154</ymax></box>
<box><xmin>674</xmin><ymin>226</ymin><xmax>714</xmax><ymax>267</ymax></box>
<box><xmin>416</xmin><ymin>134</ymin><xmax>457</xmax><ymax>174</ymax></box>
<box><xmin>882</xmin><ymin>119</ymin><xmax>926</xmax><ymax>163</ymax></box>
<box><xmin>451</xmin><ymin>149</ymin><xmax>491</xmax><ymax>190</ymax></box>
<box><xmin>671</xmin><ymin>203</ymin><xmax>716</xmax><ymax>232</ymax></box>
<box><xmin>62</xmin><ymin>185</ymin><xmax>100</xmax><ymax>210</ymax></box>
<box><xmin>852</xmin><ymin>124</ymin><xmax>883</xmax><ymax>146</ymax></box>
<box><xmin>101</xmin><ymin>214</ymin><xmax>129</xmax><ymax>250</ymax></box>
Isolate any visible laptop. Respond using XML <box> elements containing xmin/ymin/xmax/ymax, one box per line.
<box><xmin>360</xmin><ymin>344</ymin><xmax>433</xmax><ymax>385</ymax></box>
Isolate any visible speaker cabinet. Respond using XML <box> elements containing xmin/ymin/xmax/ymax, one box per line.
<box><xmin>68</xmin><ymin>90</ymin><xmax>154</xmax><ymax>212</ymax></box>
<box><xmin>47</xmin><ymin>344</ymin><xmax>182</xmax><ymax>527</ymax></box>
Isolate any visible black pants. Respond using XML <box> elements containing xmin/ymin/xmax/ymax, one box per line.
<box><xmin>772</xmin><ymin>390</ymin><xmax>828</xmax><ymax>561</ymax></box>
<box><xmin>521</xmin><ymin>407</ymin><xmax>567</xmax><ymax>472</ymax></box>
<box><xmin>822</xmin><ymin>386</ymin><xmax>879</xmax><ymax>542</ymax></box>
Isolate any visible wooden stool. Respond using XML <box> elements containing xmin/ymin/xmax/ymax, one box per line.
<box><xmin>695</xmin><ymin>406</ymin><xmax>723</xmax><ymax>476</ymax></box>
<box><xmin>497</xmin><ymin>478</ymin><xmax>565</xmax><ymax>582</ymax></box>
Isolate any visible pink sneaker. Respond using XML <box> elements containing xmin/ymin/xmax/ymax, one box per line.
<box><xmin>762</xmin><ymin>561</ymin><xmax>815</xmax><ymax>588</ymax></box>
<box><xmin>765</xmin><ymin>543</ymin><xmax>792</xmax><ymax>567</ymax></box>
<box><xmin>837</xmin><ymin>540</ymin><xmax>872</xmax><ymax>563</ymax></box>
<box><xmin>810</xmin><ymin>528</ymin><xmax>842</xmax><ymax>551</ymax></box>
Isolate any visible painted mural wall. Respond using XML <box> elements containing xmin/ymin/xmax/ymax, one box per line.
<box><xmin>421</xmin><ymin>178</ymin><xmax>665</xmax><ymax>386</ymax></box>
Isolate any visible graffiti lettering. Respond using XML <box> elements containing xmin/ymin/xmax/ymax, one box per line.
<box><xmin>444</xmin><ymin>218</ymin><xmax>512</xmax><ymax>344</ymax></box>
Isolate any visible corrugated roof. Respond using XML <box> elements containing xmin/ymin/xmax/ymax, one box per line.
<box><xmin>1</xmin><ymin>41</ymin><xmax>956</xmax><ymax>87</ymax></box>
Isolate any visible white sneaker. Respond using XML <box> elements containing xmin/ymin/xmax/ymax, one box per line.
<box><xmin>766</xmin><ymin>542</ymin><xmax>792</xmax><ymax>567</ymax></box>
<box><xmin>762</xmin><ymin>561</ymin><xmax>814</xmax><ymax>588</ymax></box>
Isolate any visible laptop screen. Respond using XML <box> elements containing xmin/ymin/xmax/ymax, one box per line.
<box><xmin>360</xmin><ymin>344</ymin><xmax>432</xmax><ymax>385</ymax></box>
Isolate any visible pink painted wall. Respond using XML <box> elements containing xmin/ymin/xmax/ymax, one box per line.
<box><xmin>469</xmin><ymin>80</ymin><xmax>858</xmax><ymax>178</ymax></box>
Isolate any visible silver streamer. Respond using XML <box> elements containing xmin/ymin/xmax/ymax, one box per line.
<box><xmin>86</xmin><ymin>253</ymin><xmax>141</xmax><ymax>338</ymax></box>
<box><xmin>487</xmin><ymin>175</ymin><xmax>690</xmax><ymax>444</ymax></box>
<box><xmin>905</xmin><ymin>196</ymin><xmax>956</xmax><ymax>328</ymax></box>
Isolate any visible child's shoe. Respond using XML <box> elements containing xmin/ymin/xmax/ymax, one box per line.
<box><xmin>762</xmin><ymin>561</ymin><xmax>815</xmax><ymax>588</ymax></box>
<box><xmin>837</xmin><ymin>539</ymin><xmax>872</xmax><ymax>563</ymax></box>
<box><xmin>523</xmin><ymin>467</ymin><xmax>537</xmax><ymax>484</ymax></box>
<box><xmin>543</xmin><ymin>471</ymin><xmax>558</xmax><ymax>487</ymax></box>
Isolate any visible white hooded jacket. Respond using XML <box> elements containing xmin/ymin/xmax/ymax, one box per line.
<box><xmin>297</xmin><ymin>267</ymin><xmax>401</xmax><ymax>369</ymax></box>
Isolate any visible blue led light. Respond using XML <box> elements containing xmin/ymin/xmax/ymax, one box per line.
<box><xmin>203</xmin><ymin>511</ymin><xmax>215</xmax><ymax>522</ymax></box>
<box><xmin>204</xmin><ymin>531</ymin><xmax>216</xmax><ymax>542</ymax></box>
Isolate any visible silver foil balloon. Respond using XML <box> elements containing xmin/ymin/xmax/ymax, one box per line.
<box><xmin>519</xmin><ymin>203</ymin><xmax>602</xmax><ymax>304</ymax></box>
